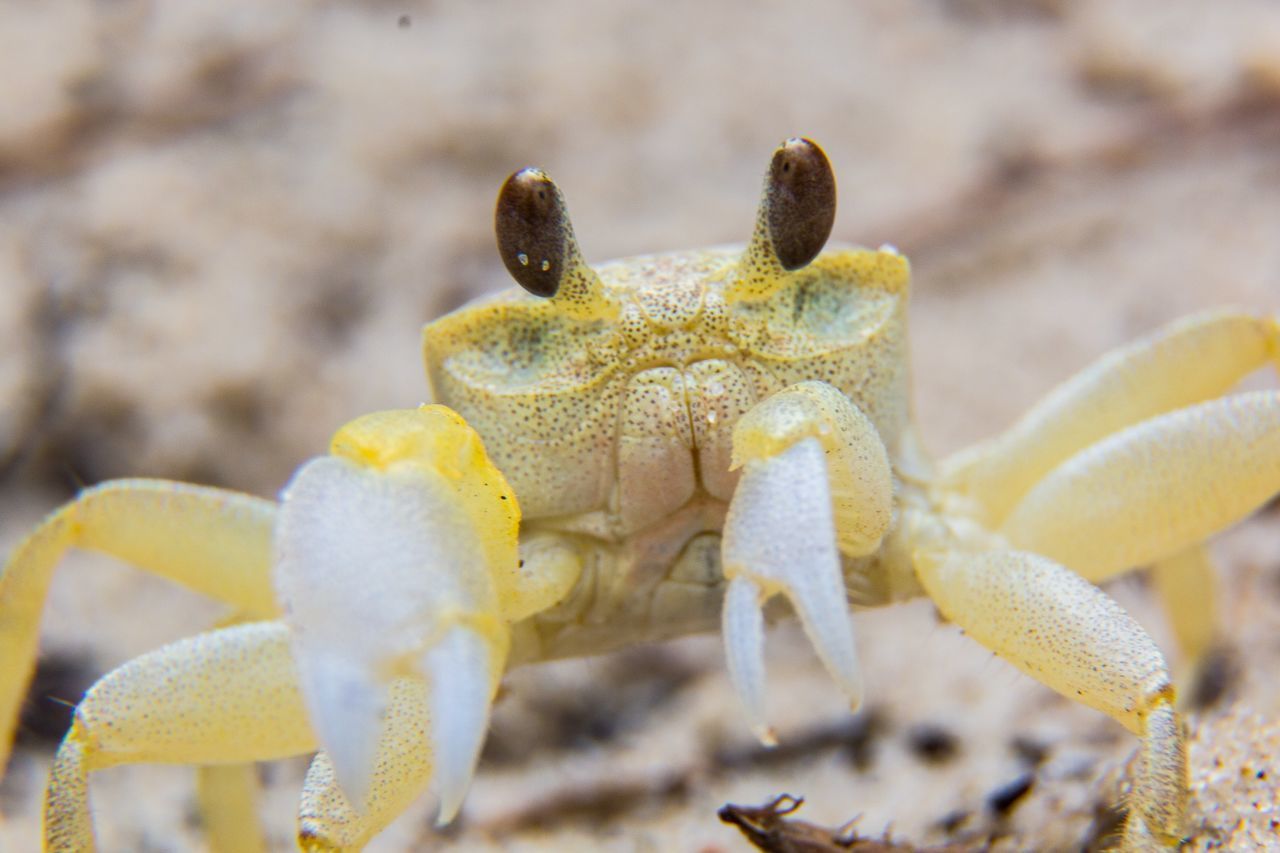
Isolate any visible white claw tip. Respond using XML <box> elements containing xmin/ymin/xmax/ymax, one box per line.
<box><xmin>296</xmin><ymin>652</ymin><xmax>387</xmax><ymax>812</ymax></box>
<box><xmin>723</xmin><ymin>576</ymin><xmax>772</xmax><ymax>739</ymax></box>
<box><xmin>428</xmin><ymin>626</ymin><xmax>496</xmax><ymax>827</ymax></box>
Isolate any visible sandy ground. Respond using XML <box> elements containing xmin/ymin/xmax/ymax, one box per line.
<box><xmin>1</xmin><ymin>1</ymin><xmax>1279</xmax><ymax>851</ymax></box>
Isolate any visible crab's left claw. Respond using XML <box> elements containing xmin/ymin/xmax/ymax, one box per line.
<box><xmin>274</xmin><ymin>407</ymin><xmax>520</xmax><ymax>822</ymax></box>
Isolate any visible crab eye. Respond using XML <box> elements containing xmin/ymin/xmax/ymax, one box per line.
<box><xmin>728</xmin><ymin>138</ymin><xmax>840</xmax><ymax>303</ymax></box>
<box><xmin>765</xmin><ymin>138</ymin><xmax>837</xmax><ymax>271</ymax></box>
<box><xmin>495</xmin><ymin>168</ymin><xmax>570</xmax><ymax>298</ymax></box>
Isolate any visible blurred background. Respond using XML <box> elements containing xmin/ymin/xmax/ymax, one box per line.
<box><xmin>1</xmin><ymin>1</ymin><xmax>1278</xmax><ymax>850</ymax></box>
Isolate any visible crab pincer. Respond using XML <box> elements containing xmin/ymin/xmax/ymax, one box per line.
<box><xmin>274</xmin><ymin>407</ymin><xmax>519</xmax><ymax>824</ymax></box>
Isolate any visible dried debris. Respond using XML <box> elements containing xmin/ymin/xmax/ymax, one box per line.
<box><xmin>718</xmin><ymin>795</ymin><xmax>978</xmax><ymax>853</ymax></box>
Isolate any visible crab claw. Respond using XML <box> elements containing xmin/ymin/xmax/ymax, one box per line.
<box><xmin>274</xmin><ymin>408</ymin><xmax>519</xmax><ymax>820</ymax></box>
<box><xmin>721</xmin><ymin>436</ymin><xmax>863</xmax><ymax>742</ymax></box>
<box><xmin>424</xmin><ymin>624</ymin><xmax>496</xmax><ymax>824</ymax></box>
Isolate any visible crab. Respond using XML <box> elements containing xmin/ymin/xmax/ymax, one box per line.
<box><xmin>2</xmin><ymin>137</ymin><xmax>1279</xmax><ymax>852</ymax></box>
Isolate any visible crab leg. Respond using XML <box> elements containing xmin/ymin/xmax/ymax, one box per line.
<box><xmin>0</xmin><ymin>484</ymin><xmax>279</xmax><ymax>850</ymax></box>
<box><xmin>1149</xmin><ymin>545</ymin><xmax>1218</xmax><ymax>666</ymax></box>
<box><xmin>942</xmin><ymin>311</ymin><xmax>1279</xmax><ymax>525</ymax></box>
<box><xmin>1000</xmin><ymin>391</ymin><xmax>1280</xmax><ymax>582</ymax></box>
<box><xmin>197</xmin><ymin>763</ymin><xmax>269</xmax><ymax>853</ymax></box>
<box><xmin>1144</xmin><ymin>546</ymin><xmax>1223</xmax><ymax>704</ymax></box>
<box><xmin>914</xmin><ymin>548</ymin><xmax>1185</xmax><ymax>845</ymax></box>
<box><xmin>44</xmin><ymin>621</ymin><xmax>314</xmax><ymax>852</ymax></box>
<box><xmin>0</xmin><ymin>479</ymin><xmax>277</xmax><ymax>774</ymax></box>
<box><xmin>194</xmin><ymin>610</ymin><xmax>287</xmax><ymax>852</ymax></box>
<box><xmin>721</xmin><ymin>381</ymin><xmax>894</xmax><ymax>740</ymax></box>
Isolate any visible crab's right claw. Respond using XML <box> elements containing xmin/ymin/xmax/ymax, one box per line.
<box><xmin>722</xmin><ymin>437</ymin><xmax>863</xmax><ymax>743</ymax></box>
<box><xmin>721</xmin><ymin>382</ymin><xmax>894</xmax><ymax>743</ymax></box>
<box><xmin>274</xmin><ymin>407</ymin><xmax>520</xmax><ymax>823</ymax></box>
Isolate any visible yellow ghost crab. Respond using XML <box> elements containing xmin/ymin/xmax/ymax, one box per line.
<box><xmin>2</xmin><ymin>138</ymin><xmax>1280</xmax><ymax>852</ymax></box>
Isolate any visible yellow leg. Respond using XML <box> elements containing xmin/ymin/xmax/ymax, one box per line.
<box><xmin>297</xmin><ymin>679</ymin><xmax>433</xmax><ymax>852</ymax></box>
<box><xmin>197</xmin><ymin>764</ymin><xmax>267</xmax><ymax>853</ymax></box>
<box><xmin>915</xmin><ymin>549</ymin><xmax>1186</xmax><ymax>846</ymax></box>
<box><xmin>1150</xmin><ymin>546</ymin><xmax>1218</xmax><ymax>667</ymax></box>
<box><xmin>44</xmin><ymin>722</ymin><xmax>91</xmax><ymax>853</ymax></box>
<box><xmin>1000</xmin><ymin>391</ymin><xmax>1280</xmax><ymax>582</ymax></box>
<box><xmin>1</xmin><ymin>479</ymin><xmax>278</xmax><ymax>771</ymax></box>
<box><xmin>721</xmin><ymin>381</ymin><xmax>894</xmax><ymax>740</ymax></box>
<box><xmin>943</xmin><ymin>311</ymin><xmax>1278</xmax><ymax>524</ymax></box>
<box><xmin>43</xmin><ymin>621</ymin><xmax>315</xmax><ymax>852</ymax></box>
<box><xmin>194</xmin><ymin>612</ymin><xmax>271</xmax><ymax>853</ymax></box>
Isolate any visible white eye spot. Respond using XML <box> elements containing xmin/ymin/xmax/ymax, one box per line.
<box><xmin>517</xmin><ymin>253</ymin><xmax>530</xmax><ymax>266</ymax></box>
<box><xmin>706</xmin><ymin>410</ymin><xmax>718</xmax><ymax>425</ymax></box>
<box><xmin>877</xmin><ymin>243</ymin><xmax>901</xmax><ymax>256</ymax></box>
<box><xmin>540</xmin><ymin>259</ymin><xmax>551</xmax><ymax>272</ymax></box>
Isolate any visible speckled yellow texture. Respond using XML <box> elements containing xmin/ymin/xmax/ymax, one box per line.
<box><xmin>1001</xmin><ymin>391</ymin><xmax>1280</xmax><ymax>582</ymax></box>
<box><xmin>424</xmin><ymin>244</ymin><xmax>912</xmax><ymax>525</ymax></box>
<box><xmin>45</xmin><ymin>623</ymin><xmax>313</xmax><ymax>851</ymax></box>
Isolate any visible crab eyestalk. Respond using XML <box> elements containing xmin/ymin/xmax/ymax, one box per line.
<box><xmin>495</xmin><ymin>167</ymin><xmax>616</xmax><ymax>320</ymax></box>
<box><xmin>728</xmin><ymin>137</ymin><xmax>838</xmax><ymax>302</ymax></box>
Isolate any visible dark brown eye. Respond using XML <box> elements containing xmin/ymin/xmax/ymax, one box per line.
<box><xmin>495</xmin><ymin>168</ymin><xmax>569</xmax><ymax>298</ymax></box>
<box><xmin>765</xmin><ymin>138</ymin><xmax>836</xmax><ymax>271</ymax></box>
